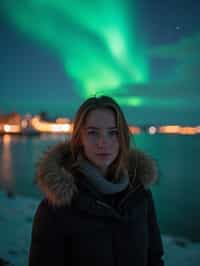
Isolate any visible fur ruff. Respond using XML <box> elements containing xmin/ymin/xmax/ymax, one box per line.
<box><xmin>36</xmin><ymin>142</ymin><xmax>158</xmax><ymax>206</ymax></box>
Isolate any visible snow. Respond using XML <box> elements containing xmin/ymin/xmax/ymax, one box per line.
<box><xmin>0</xmin><ymin>191</ymin><xmax>200</xmax><ymax>266</ymax></box>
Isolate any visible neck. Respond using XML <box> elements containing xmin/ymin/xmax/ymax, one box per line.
<box><xmin>98</xmin><ymin>167</ymin><xmax>107</xmax><ymax>177</ymax></box>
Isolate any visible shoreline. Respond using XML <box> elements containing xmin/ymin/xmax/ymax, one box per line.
<box><xmin>0</xmin><ymin>191</ymin><xmax>200</xmax><ymax>266</ymax></box>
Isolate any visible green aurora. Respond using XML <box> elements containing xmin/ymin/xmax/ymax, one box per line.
<box><xmin>1</xmin><ymin>0</ymin><xmax>199</xmax><ymax>111</ymax></box>
<box><xmin>1</xmin><ymin>0</ymin><xmax>149</xmax><ymax>106</ymax></box>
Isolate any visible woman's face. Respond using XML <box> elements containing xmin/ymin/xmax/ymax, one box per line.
<box><xmin>80</xmin><ymin>108</ymin><xmax>119</xmax><ymax>175</ymax></box>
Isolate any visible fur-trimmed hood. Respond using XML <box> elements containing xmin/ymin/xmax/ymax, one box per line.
<box><xmin>36</xmin><ymin>142</ymin><xmax>158</xmax><ymax>206</ymax></box>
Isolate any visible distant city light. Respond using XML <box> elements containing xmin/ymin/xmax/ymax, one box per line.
<box><xmin>129</xmin><ymin>126</ymin><xmax>141</xmax><ymax>134</ymax></box>
<box><xmin>0</xmin><ymin>112</ymin><xmax>200</xmax><ymax>135</ymax></box>
<box><xmin>158</xmin><ymin>125</ymin><xmax>198</xmax><ymax>135</ymax></box>
<box><xmin>31</xmin><ymin>116</ymin><xmax>73</xmax><ymax>133</ymax></box>
<box><xmin>149</xmin><ymin>126</ymin><xmax>157</xmax><ymax>135</ymax></box>
<box><xmin>3</xmin><ymin>124</ymin><xmax>21</xmax><ymax>133</ymax></box>
<box><xmin>21</xmin><ymin>119</ymin><xmax>28</xmax><ymax>128</ymax></box>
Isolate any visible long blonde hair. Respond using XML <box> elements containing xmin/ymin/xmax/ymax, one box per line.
<box><xmin>70</xmin><ymin>96</ymin><xmax>131</xmax><ymax>180</ymax></box>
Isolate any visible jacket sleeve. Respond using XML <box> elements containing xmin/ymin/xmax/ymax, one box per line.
<box><xmin>147</xmin><ymin>190</ymin><xmax>164</xmax><ymax>266</ymax></box>
<box><xmin>29</xmin><ymin>199</ymin><xmax>72</xmax><ymax>266</ymax></box>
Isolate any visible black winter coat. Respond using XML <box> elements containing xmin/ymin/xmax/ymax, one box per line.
<box><xmin>29</xmin><ymin>142</ymin><xmax>164</xmax><ymax>266</ymax></box>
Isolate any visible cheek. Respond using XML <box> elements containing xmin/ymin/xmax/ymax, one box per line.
<box><xmin>81</xmin><ymin>138</ymin><xmax>95</xmax><ymax>153</ymax></box>
<box><xmin>112</xmin><ymin>139</ymin><xmax>119</xmax><ymax>154</ymax></box>
<box><xmin>115</xmin><ymin>144</ymin><xmax>120</xmax><ymax>155</ymax></box>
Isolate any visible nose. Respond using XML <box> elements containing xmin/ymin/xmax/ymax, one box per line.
<box><xmin>97</xmin><ymin>134</ymin><xmax>108</xmax><ymax>148</ymax></box>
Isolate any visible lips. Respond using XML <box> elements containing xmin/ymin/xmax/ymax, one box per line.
<box><xmin>96</xmin><ymin>153</ymin><xmax>111</xmax><ymax>157</ymax></box>
<box><xmin>96</xmin><ymin>153</ymin><xmax>110</xmax><ymax>155</ymax></box>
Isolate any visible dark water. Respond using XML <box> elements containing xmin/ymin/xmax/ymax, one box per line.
<box><xmin>0</xmin><ymin>134</ymin><xmax>200</xmax><ymax>241</ymax></box>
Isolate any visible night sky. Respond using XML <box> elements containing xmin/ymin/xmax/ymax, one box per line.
<box><xmin>0</xmin><ymin>0</ymin><xmax>200</xmax><ymax>124</ymax></box>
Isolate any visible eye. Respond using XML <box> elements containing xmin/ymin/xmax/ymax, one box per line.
<box><xmin>109</xmin><ymin>130</ymin><xmax>118</xmax><ymax>136</ymax></box>
<box><xmin>87</xmin><ymin>130</ymin><xmax>98</xmax><ymax>135</ymax></box>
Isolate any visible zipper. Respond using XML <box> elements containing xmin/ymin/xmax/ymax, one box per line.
<box><xmin>95</xmin><ymin>184</ymin><xmax>142</xmax><ymax>219</ymax></box>
<box><xmin>95</xmin><ymin>200</ymin><xmax>111</xmax><ymax>209</ymax></box>
<box><xmin>118</xmin><ymin>183</ymin><xmax>142</xmax><ymax>211</ymax></box>
<box><xmin>95</xmin><ymin>200</ymin><xmax>122</xmax><ymax>220</ymax></box>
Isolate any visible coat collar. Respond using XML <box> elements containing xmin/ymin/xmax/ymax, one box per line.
<box><xmin>36</xmin><ymin>142</ymin><xmax>158</xmax><ymax>207</ymax></box>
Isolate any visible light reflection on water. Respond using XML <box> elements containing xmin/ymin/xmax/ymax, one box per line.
<box><xmin>0</xmin><ymin>134</ymin><xmax>67</xmax><ymax>198</ymax></box>
<box><xmin>0</xmin><ymin>133</ymin><xmax>200</xmax><ymax>241</ymax></box>
<box><xmin>0</xmin><ymin>134</ymin><xmax>14</xmax><ymax>196</ymax></box>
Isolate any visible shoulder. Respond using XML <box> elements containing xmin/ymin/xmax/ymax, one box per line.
<box><xmin>34</xmin><ymin>198</ymin><xmax>56</xmax><ymax>220</ymax></box>
<box><xmin>128</xmin><ymin>149</ymin><xmax>158</xmax><ymax>188</ymax></box>
<box><xmin>32</xmin><ymin>199</ymin><xmax>57</xmax><ymax>233</ymax></box>
<box><xmin>144</xmin><ymin>189</ymin><xmax>159</xmax><ymax>219</ymax></box>
<box><xmin>32</xmin><ymin>198</ymin><xmax>73</xmax><ymax>235</ymax></box>
<box><xmin>143</xmin><ymin>189</ymin><xmax>155</xmax><ymax>205</ymax></box>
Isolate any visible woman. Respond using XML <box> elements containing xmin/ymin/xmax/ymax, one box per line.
<box><xmin>29</xmin><ymin>96</ymin><xmax>164</xmax><ymax>266</ymax></box>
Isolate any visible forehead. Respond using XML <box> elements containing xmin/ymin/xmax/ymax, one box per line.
<box><xmin>84</xmin><ymin>108</ymin><xmax>116</xmax><ymax>127</ymax></box>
